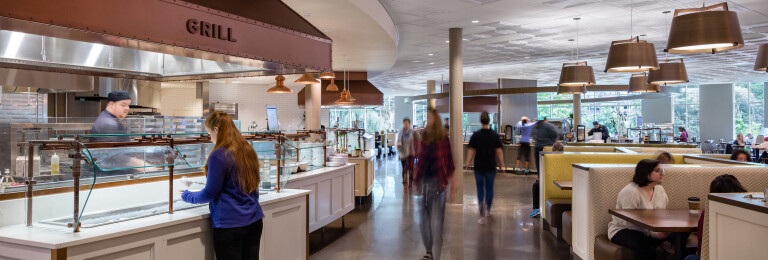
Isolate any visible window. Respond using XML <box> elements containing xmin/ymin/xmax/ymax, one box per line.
<box><xmin>328</xmin><ymin>97</ymin><xmax>395</xmax><ymax>133</ymax></box>
<box><xmin>734</xmin><ymin>83</ymin><xmax>764</xmax><ymax>137</ymax></box>
<box><xmin>672</xmin><ymin>85</ymin><xmax>699</xmax><ymax>140</ymax></box>
<box><xmin>537</xmin><ymin>91</ymin><xmax>642</xmax><ymax>135</ymax></box>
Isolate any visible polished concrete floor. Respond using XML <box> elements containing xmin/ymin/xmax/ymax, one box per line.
<box><xmin>309</xmin><ymin>155</ymin><xmax>572</xmax><ymax>260</ymax></box>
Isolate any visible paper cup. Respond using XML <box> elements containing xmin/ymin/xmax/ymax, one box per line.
<box><xmin>688</xmin><ymin>197</ymin><xmax>701</xmax><ymax>214</ymax></box>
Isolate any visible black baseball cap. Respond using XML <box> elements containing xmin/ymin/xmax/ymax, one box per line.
<box><xmin>107</xmin><ymin>90</ymin><xmax>131</xmax><ymax>102</ymax></box>
<box><xmin>593</xmin><ymin>121</ymin><xmax>599</xmax><ymax>125</ymax></box>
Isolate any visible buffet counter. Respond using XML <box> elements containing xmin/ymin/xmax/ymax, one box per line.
<box><xmin>349</xmin><ymin>153</ymin><xmax>375</xmax><ymax>197</ymax></box>
<box><xmin>285</xmin><ymin>164</ymin><xmax>355</xmax><ymax>232</ymax></box>
<box><xmin>463</xmin><ymin>143</ymin><xmax>536</xmax><ymax>172</ymax></box>
<box><xmin>0</xmin><ymin>189</ymin><xmax>311</xmax><ymax>260</ymax></box>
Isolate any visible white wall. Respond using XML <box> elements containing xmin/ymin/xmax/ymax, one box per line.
<box><xmin>700</xmin><ymin>83</ymin><xmax>734</xmax><ymax>141</ymax></box>
<box><xmin>209</xmin><ymin>83</ymin><xmax>305</xmax><ymax>130</ymax></box>
<box><xmin>641</xmin><ymin>96</ymin><xmax>673</xmax><ymax>124</ymax></box>
<box><xmin>394</xmin><ymin>96</ymin><xmax>413</xmax><ymax>130</ymax></box>
<box><xmin>159</xmin><ymin>84</ymin><xmax>203</xmax><ymax>117</ymax></box>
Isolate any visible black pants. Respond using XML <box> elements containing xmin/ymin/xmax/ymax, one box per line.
<box><xmin>213</xmin><ymin>219</ymin><xmax>264</xmax><ymax>260</ymax></box>
<box><xmin>534</xmin><ymin>146</ymin><xmax>544</xmax><ymax>174</ymax></box>
<box><xmin>611</xmin><ymin>229</ymin><xmax>690</xmax><ymax>260</ymax></box>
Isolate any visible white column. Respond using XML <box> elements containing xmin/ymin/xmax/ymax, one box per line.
<box><xmin>427</xmin><ymin>80</ymin><xmax>436</xmax><ymax>108</ymax></box>
<box><xmin>305</xmin><ymin>83</ymin><xmax>321</xmax><ymax>129</ymax></box>
<box><xmin>449</xmin><ymin>28</ymin><xmax>463</xmax><ymax>204</ymax></box>
<box><xmin>573</xmin><ymin>94</ymin><xmax>581</xmax><ymax>131</ymax></box>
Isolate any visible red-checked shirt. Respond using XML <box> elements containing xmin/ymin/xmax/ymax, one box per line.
<box><xmin>414</xmin><ymin>136</ymin><xmax>455</xmax><ymax>190</ymax></box>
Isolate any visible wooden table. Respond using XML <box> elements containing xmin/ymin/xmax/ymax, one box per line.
<box><xmin>553</xmin><ymin>180</ymin><xmax>572</xmax><ymax>190</ymax></box>
<box><xmin>609</xmin><ymin>209</ymin><xmax>698</xmax><ymax>260</ymax></box>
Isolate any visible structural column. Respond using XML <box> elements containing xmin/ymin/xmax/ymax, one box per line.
<box><xmin>305</xmin><ymin>83</ymin><xmax>321</xmax><ymax>129</ymax></box>
<box><xmin>573</xmin><ymin>94</ymin><xmax>581</xmax><ymax>130</ymax></box>
<box><xmin>449</xmin><ymin>28</ymin><xmax>463</xmax><ymax>204</ymax></box>
<box><xmin>427</xmin><ymin>80</ymin><xmax>436</xmax><ymax>108</ymax></box>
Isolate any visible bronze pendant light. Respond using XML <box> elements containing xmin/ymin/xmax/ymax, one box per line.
<box><xmin>755</xmin><ymin>44</ymin><xmax>768</xmax><ymax>72</ymax></box>
<box><xmin>628</xmin><ymin>73</ymin><xmax>659</xmax><ymax>93</ymax></box>
<box><xmin>648</xmin><ymin>58</ymin><xmax>689</xmax><ymax>85</ymax></box>
<box><xmin>319</xmin><ymin>72</ymin><xmax>335</xmax><ymax>79</ymax></box>
<box><xmin>558</xmin><ymin>18</ymin><xmax>593</xmax><ymax>95</ymax></box>
<box><xmin>266</xmin><ymin>75</ymin><xmax>293</xmax><ymax>93</ymax></box>
<box><xmin>326</xmin><ymin>78</ymin><xmax>339</xmax><ymax>92</ymax></box>
<box><xmin>605</xmin><ymin>37</ymin><xmax>659</xmax><ymax>72</ymax></box>
<box><xmin>665</xmin><ymin>2</ymin><xmax>743</xmax><ymax>54</ymax></box>
<box><xmin>294</xmin><ymin>73</ymin><xmax>320</xmax><ymax>84</ymax></box>
<box><xmin>335</xmin><ymin>69</ymin><xmax>355</xmax><ymax>104</ymax></box>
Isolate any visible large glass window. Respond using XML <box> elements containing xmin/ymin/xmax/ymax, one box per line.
<box><xmin>671</xmin><ymin>85</ymin><xmax>700</xmax><ymax>140</ymax></box>
<box><xmin>734</xmin><ymin>83</ymin><xmax>764</xmax><ymax>137</ymax></box>
<box><xmin>328</xmin><ymin>97</ymin><xmax>395</xmax><ymax>133</ymax></box>
<box><xmin>538</xmin><ymin>91</ymin><xmax>642</xmax><ymax>135</ymax></box>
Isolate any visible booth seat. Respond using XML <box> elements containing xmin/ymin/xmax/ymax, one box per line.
<box><xmin>571</xmin><ymin>164</ymin><xmax>768</xmax><ymax>260</ymax></box>
<box><xmin>625</xmin><ymin>147</ymin><xmax>702</xmax><ymax>154</ymax></box>
<box><xmin>539</xmin><ymin>153</ymin><xmax>686</xmax><ymax>227</ymax></box>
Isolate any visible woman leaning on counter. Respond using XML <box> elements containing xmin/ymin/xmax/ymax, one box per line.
<box><xmin>182</xmin><ymin>111</ymin><xmax>265</xmax><ymax>260</ymax></box>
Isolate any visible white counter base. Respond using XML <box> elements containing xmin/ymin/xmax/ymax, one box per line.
<box><xmin>0</xmin><ymin>189</ymin><xmax>310</xmax><ymax>260</ymax></box>
<box><xmin>285</xmin><ymin>164</ymin><xmax>355</xmax><ymax>232</ymax></box>
<box><xmin>708</xmin><ymin>198</ymin><xmax>768</xmax><ymax>260</ymax></box>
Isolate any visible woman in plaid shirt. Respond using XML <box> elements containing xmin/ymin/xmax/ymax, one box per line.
<box><xmin>413</xmin><ymin>107</ymin><xmax>455</xmax><ymax>260</ymax></box>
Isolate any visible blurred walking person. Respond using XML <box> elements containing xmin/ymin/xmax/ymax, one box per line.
<box><xmin>414</xmin><ymin>108</ymin><xmax>455</xmax><ymax>260</ymax></box>
<box><xmin>398</xmin><ymin>118</ymin><xmax>416</xmax><ymax>184</ymax></box>
<box><xmin>465</xmin><ymin>112</ymin><xmax>504</xmax><ymax>224</ymax></box>
<box><xmin>515</xmin><ymin>116</ymin><xmax>537</xmax><ymax>174</ymax></box>
<box><xmin>530</xmin><ymin>117</ymin><xmax>558</xmax><ymax>218</ymax></box>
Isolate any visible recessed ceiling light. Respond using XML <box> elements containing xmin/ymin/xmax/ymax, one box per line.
<box><xmin>428</xmin><ymin>53</ymin><xmax>434</xmax><ymax>56</ymax></box>
<box><xmin>430</xmin><ymin>62</ymin><xmax>435</xmax><ymax>65</ymax></box>
<box><xmin>525</xmin><ymin>57</ymin><xmax>530</xmax><ymax>59</ymax></box>
<box><xmin>472</xmin><ymin>20</ymin><xmax>479</xmax><ymax>23</ymax></box>
<box><xmin>445</xmin><ymin>40</ymin><xmax>450</xmax><ymax>43</ymax></box>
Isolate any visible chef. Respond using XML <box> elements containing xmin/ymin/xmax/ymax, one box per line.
<box><xmin>90</xmin><ymin>90</ymin><xmax>131</xmax><ymax>142</ymax></box>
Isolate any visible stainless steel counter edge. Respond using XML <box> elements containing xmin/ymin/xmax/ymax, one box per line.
<box><xmin>0</xmin><ymin>189</ymin><xmax>311</xmax><ymax>249</ymax></box>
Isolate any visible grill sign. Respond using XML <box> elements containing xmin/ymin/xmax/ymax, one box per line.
<box><xmin>186</xmin><ymin>19</ymin><xmax>237</xmax><ymax>42</ymax></box>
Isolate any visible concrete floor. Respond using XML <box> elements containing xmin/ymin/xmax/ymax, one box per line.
<box><xmin>308</xmin><ymin>156</ymin><xmax>572</xmax><ymax>260</ymax></box>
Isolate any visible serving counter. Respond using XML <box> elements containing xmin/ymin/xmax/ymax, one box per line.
<box><xmin>349</xmin><ymin>153</ymin><xmax>375</xmax><ymax>197</ymax></box>
<box><xmin>463</xmin><ymin>143</ymin><xmax>536</xmax><ymax>172</ymax></box>
<box><xmin>707</xmin><ymin>193</ymin><xmax>768</xmax><ymax>260</ymax></box>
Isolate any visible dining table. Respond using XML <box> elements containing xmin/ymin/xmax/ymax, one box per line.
<box><xmin>553</xmin><ymin>180</ymin><xmax>572</xmax><ymax>190</ymax></box>
<box><xmin>609</xmin><ymin>209</ymin><xmax>699</xmax><ymax>260</ymax></box>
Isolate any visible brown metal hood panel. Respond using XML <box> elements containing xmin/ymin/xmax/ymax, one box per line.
<box><xmin>298</xmin><ymin>78</ymin><xmax>383</xmax><ymax>107</ymax></box>
<box><xmin>0</xmin><ymin>0</ymin><xmax>332</xmax><ymax>76</ymax></box>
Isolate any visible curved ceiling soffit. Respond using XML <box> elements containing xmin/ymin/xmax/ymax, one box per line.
<box><xmin>282</xmin><ymin>0</ymin><xmax>398</xmax><ymax>74</ymax></box>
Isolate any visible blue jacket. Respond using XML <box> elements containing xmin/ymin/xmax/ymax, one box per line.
<box><xmin>182</xmin><ymin>148</ymin><xmax>264</xmax><ymax>228</ymax></box>
<box><xmin>517</xmin><ymin>121</ymin><xmax>537</xmax><ymax>143</ymax></box>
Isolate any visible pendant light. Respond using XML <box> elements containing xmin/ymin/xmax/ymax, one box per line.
<box><xmin>649</xmin><ymin>12</ymin><xmax>689</xmax><ymax>85</ymax></box>
<box><xmin>335</xmin><ymin>69</ymin><xmax>355</xmax><ymax>104</ymax></box>
<box><xmin>665</xmin><ymin>2</ymin><xmax>743</xmax><ymax>54</ymax></box>
<box><xmin>605</xmin><ymin>0</ymin><xmax>658</xmax><ymax>72</ymax></box>
<box><xmin>266</xmin><ymin>75</ymin><xmax>293</xmax><ymax>93</ymax></box>
<box><xmin>558</xmin><ymin>17</ymin><xmax>594</xmax><ymax>95</ymax></box>
<box><xmin>628</xmin><ymin>73</ymin><xmax>659</xmax><ymax>93</ymax></box>
<box><xmin>755</xmin><ymin>44</ymin><xmax>768</xmax><ymax>72</ymax></box>
<box><xmin>319</xmin><ymin>72</ymin><xmax>335</xmax><ymax>79</ymax></box>
<box><xmin>326</xmin><ymin>78</ymin><xmax>339</xmax><ymax>92</ymax></box>
<box><xmin>294</xmin><ymin>73</ymin><xmax>319</xmax><ymax>84</ymax></box>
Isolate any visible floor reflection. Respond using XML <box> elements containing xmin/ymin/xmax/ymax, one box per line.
<box><xmin>309</xmin><ymin>155</ymin><xmax>572</xmax><ymax>259</ymax></box>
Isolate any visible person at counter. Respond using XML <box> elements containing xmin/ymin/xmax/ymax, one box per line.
<box><xmin>444</xmin><ymin>117</ymin><xmax>450</xmax><ymax>131</ymax></box>
<box><xmin>90</xmin><ymin>90</ymin><xmax>132</xmax><ymax>142</ymax></box>
<box><xmin>531</xmin><ymin>117</ymin><xmax>558</xmax><ymax>218</ymax></box>
<box><xmin>181</xmin><ymin>111</ymin><xmax>264</xmax><ymax>260</ymax></box>
<box><xmin>515</xmin><ymin>116</ymin><xmax>537</xmax><ymax>174</ymax></box>
<box><xmin>588</xmin><ymin>121</ymin><xmax>610</xmax><ymax>143</ymax></box>
<box><xmin>465</xmin><ymin>112</ymin><xmax>504</xmax><ymax>225</ymax></box>
<box><xmin>676</xmin><ymin>127</ymin><xmax>688</xmax><ymax>143</ymax></box>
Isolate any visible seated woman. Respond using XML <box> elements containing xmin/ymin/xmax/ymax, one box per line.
<box><xmin>656</xmin><ymin>152</ymin><xmax>675</xmax><ymax>164</ymax></box>
<box><xmin>752</xmin><ymin>137</ymin><xmax>768</xmax><ymax>161</ymax></box>
<box><xmin>684</xmin><ymin>174</ymin><xmax>747</xmax><ymax>260</ymax></box>
<box><xmin>608</xmin><ymin>159</ymin><xmax>689</xmax><ymax>259</ymax></box>
<box><xmin>730</xmin><ymin>149</ymin><xmax>751</xmax><ymax>162</ymax></box>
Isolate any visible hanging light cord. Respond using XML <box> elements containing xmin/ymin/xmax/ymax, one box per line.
<box><xmin>630</xmin><ymin>0</ymin><xmax>634</xmax><ymax>39</ymax></box>
<box><xmin>576</xmin><ymin>18</ymin><xmax>580</xmax><ymax>61</ymax></box>
<box><xmin>664</xmin><ymin>11</ymin><xmax>669</xmax><ymax>60</ymax></box>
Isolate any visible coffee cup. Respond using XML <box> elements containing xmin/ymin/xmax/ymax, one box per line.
<box><xmin>688</xmin><ymin>197</ymin><xmax>701</xmax><ymax>214</ymax></box>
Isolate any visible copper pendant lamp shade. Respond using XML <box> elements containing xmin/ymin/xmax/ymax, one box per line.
<box><xmin>665</xmin><ymin>3</ymin><xmax>743</xmax><ymax>54</ymax></box>
<box><xmin>294</xmin><ymin>73</ymin><xmax>320</xmax><ymax>84</ymax></box>
<box><xmin>559</xmin><ymin>62</ymin><xmax>595</xmax><ymax>87</ymax></box>
<box><xmin>628</xmin><ymin>73</ymin><xmax>659</xmax><ymax>93</ymax></box>
<box><xmin>326</xmin><ymin>78</ymin><xmax>339</xmax><ymax>91</ymax></box>
<box><xmin>755</xmin><ymin>44</ymin><xmax>768</xmax><ymax>72</ymax></box>
<box><xmin>648</xmin><ymin>58</ymin><xmax>689</xmax><ymax>85</ymax></box>
<box><xmin>605</xmin><ymin>37</ymin><xmax>659</xmax><ymax>72</ymax></box>
<box><xmin>335</xmin><ymin>89</ymin><xmax>355</xmax><ymax>104</ymax></box>
<box><xmin>266</xmin><ymin>75</ymin><xmax>293</xmax><ymax>93</ymax></box>
<box><xmin>319</xmin><ymin>72</ymin><xmax>335</xmax><ymax>79</ymax></box>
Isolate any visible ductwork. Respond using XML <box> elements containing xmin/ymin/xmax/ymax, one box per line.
<box><xmin>74</xmin><ymin>78</ymin><xmax>160</xmax><ymax>109</ymax></box>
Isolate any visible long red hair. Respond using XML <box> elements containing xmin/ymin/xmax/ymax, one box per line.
<box><xmin>205</xmin><ymin>111</ymin><xmax>260</xmax><ymax>194</ymax></box>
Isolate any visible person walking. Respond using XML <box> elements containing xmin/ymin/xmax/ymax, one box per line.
<box><xmin>398</xmin><ymin>118</ymin><xmax>417</xmax><ymax>184</ymax></box>
<box><xmin>515</xmin><ymin>116</ymin><xmax>537</xmax><ymax>174</ymax></box>
<box><xmin>181</xmin><ymin>111</ymin><xmax>264</xmax><ymax>260</ymax></box>
<box><xmin>531</xmin><ymin>117</ymin><xmax>559</xmax><ymax>218</ymax></box>
<box><xmin>465</xmin><ymin>112</ymin><xmax>504</xmax><ymax>224</ymax></box>
<box><xmin>414</xmin><ymin>107</ymin><xmax>455</xmax><ymax>260</ymax></box>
